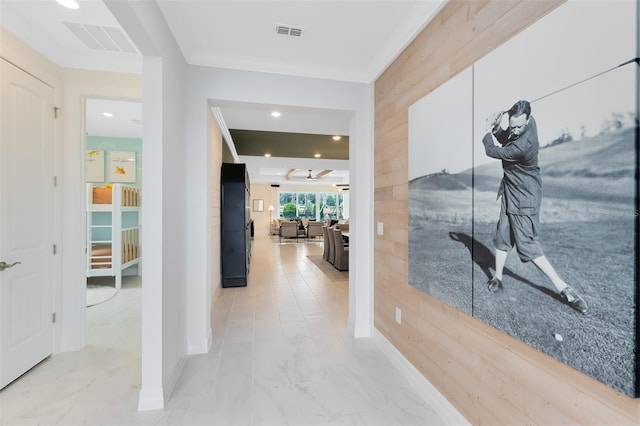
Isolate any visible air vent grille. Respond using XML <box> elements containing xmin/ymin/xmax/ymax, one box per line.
<box><xmin>63</xmin><ymin>21</ymin><xmax>138</xmax><ymax>54</ymax></box>
<box><xmin>275</xmin><ymin>24</ymin><xmax>303</xmax><ymax>37</ymax></box>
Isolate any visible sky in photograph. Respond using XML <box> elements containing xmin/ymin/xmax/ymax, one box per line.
<box><xmin>408</xmin><ymin>68</ymin><xmax>472</xmax><ymax>180</ymax></box>
<box><xmin>409</xmin><ymin>0</ymin><xmax>638</xmax><ymax>179</ymax></box>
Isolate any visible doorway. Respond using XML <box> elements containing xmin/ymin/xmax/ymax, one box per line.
<box><xmin>83</xmin><ymin>97</ymin><xmax>143</xmax><ymax>350</ymax></box>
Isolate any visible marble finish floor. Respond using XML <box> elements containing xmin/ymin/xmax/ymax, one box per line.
<box><xmin>0</xmin><ymin>236</ymin><xmax>445</xmax><ymax>425</ymax></box>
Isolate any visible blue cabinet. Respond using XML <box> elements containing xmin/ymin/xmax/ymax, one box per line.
<box><xmin>221</xmin><ymin>163</ymin><xmax>251</xmax><ymax>287</ymax></box>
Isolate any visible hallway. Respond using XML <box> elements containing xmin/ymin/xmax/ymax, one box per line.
<box><xmin>0</xmin><ymin>235</ymin><xmax>445</xmax><ymax>425</ymax></box>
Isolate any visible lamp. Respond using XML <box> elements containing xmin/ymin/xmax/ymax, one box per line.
<box><xmin>268</xmin><ymin>205</ymin><xmax>274</xmax><ymax>222</ymax></box>
<box><xmin>306</xmin><ymin>170</ymin><xmax>313</xmax><ymax>180</ymax></box>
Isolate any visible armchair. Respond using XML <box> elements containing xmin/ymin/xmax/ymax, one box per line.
<box><xmin>306</xmin><ymin>221</ymin><xmax>323</xmax><ymax>240</ymax></box>
<box><xmin>279</xmin><ymin>221</ymin><xmax>299</xmax><ymax>242</ymax></box>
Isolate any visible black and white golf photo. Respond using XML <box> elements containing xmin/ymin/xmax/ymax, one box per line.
<box><xmin>409</xmin><ymin>0</ymin><xmax>639</xmax><ymax>397</ymax></box>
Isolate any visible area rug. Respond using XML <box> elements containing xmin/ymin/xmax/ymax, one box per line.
<box><xmin>306</xmin><ymin>255</ymin><xmax>349</xmax><ymax>282</ymax></box>
<box><xmin>86</xmin><ymin>285</ymin><xmax>118</xmax><ymax>307</ymax></box>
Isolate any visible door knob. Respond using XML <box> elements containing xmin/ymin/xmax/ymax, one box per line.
<box><xmin>0</xmin><ymin>261</ymin><xmax>21</xmax><ymax>271</ymax></box>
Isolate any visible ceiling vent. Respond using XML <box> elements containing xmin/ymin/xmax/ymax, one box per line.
<box><xmin>63</xmin><ymin>22</ymin><xmax>138</xmax><ymax>54</ymax></box>
<box><xmin>275</xmin><ymin>24</ymin><xmax>303</xmax><ymax>37</ymax></box>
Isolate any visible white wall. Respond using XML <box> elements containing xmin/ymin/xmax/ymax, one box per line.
<box><xmin>184</xmin><ymin>65</ymin><xmax>376</xmax><ymax>354</ymax></box>
<box><xmin>105</xmin><ymin>0</ymin><xmax>188</xmax><ymax>410</ymax></box>
<box><xmin>347</xmin><ymin>84</ymin><xmax>374</xmax><ymax>337</ymax></box>
<box><xmin>60</xmin><ymin>69</ymin><xmax>142</xmax><ymax>352</ymax></box>
<box><xmin>250</xmin><ymin>184</ymin><xmax>272</xmax><ymax>236</ymax></box>
<box><xmin>1</xmin><ymin>28</ymin><xmax>144</xmax><ymax>356</ymax></box>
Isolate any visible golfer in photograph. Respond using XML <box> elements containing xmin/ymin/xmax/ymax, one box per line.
<box><xmin>482</xmin><ymin>100</ymin><xmax>588</xmax><ymax>314</ymax></box>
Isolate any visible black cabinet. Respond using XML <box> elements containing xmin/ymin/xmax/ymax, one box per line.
<box><xmin>221</xmin><ymin>163</ymin><xmax>251</xmax><ymax>287</ymax></box>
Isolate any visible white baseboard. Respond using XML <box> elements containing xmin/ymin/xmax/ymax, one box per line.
<box><xmin>137</xmin><ymin>387</ymin><xmax>164</xmax><ymax>411</ymax></box>
<box><xmin>348</xmin><ymin>315</ymin><xmax>372</xmax><ymax>338</ymax></box>
<box><xmin>188</xmin><ymin>333</ymin><xmax>211</xmax><ymax>354</ymax></box>
<box><xmin>373</xmin><ymin>328</ymin><xmax>470</xmax><ymax>426</ymax></box>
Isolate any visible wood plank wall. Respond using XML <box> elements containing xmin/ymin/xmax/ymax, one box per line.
<box><xmin>373</xmin><ymin>1</ymin><xmax>640</xmax><ymax>424</ymax></box>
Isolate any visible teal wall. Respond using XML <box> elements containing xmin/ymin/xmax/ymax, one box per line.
<box><xmin>86</xmin><ymin>136</ymin><xmax>142</xmax><ymax>186</ymax></box>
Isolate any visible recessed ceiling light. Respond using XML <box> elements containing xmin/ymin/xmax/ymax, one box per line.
<box><xmin>264</xmin><ymin>153</ymin><xmax>271</xmax><ymax>158</ymax></box>
<box><xmin>314</xmin><ymin>153</ymin><xmax>321</xmax><ymax>158</ymax></box>
<box><xmin>271</xmin><ymin>111</ymin><xmax>281</xmax><ymax>118</ymax></box>
<box><xmin>332</xmin><ymin>135</ymin><xmax>342</xmax><ymax>141</ymax></box>
<box><xmin>56</xmin><ymin>0</ymin><xmax>79</xmax><ymax>9</ymax></box>
<box><xmin>102</xmin><ymin>112</ymin><xmax>113</xmax><ymax>117</ymax></box>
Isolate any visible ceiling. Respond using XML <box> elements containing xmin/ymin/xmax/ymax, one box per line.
<box><xmin>85</xmin><ymin>98</ymin><xmax>143</xmax><ymax>139</ymax></box>
<box><xmin>209</xmin><ymin>98</ymin><xmax>353</xmax><ymax>184</ymax></box>
<box><xmin>230</xmin><ymin>130</ymin><xmax>348</xmax><ymax>160</ymax></box>
<box><xmin>1</xmin><ymin>0</ymin><xmax>445</xmax><ymax>185</ymax></box>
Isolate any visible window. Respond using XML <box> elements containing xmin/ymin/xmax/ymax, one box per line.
<box><xmin>278</xmin><ymin>191</ymin><xmax>348</xmax><ymax>221</ymax></box>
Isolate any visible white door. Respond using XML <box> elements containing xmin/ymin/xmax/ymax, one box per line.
<box><xmin>0</xmin><ymin>59</ymin><xmax>55</xmax><ymax>389</ymax></box>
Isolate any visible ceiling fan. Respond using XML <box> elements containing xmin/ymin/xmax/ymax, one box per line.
<box><xmin>285</xmin><ymin>169</ymin><xmax>334</xmax><ymax>181</ymax></box>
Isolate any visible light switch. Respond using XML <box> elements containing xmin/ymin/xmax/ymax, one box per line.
<box><xmin>377</xmin><ymin>222</ymin><xmax>384</xmax><ymax>235</ymax></box>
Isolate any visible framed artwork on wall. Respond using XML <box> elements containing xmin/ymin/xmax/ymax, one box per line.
<box><xmin>108</xmin><ymin>151</ymin><xmax>136</xmax><ymax>183</ymax></box>
<box><xmin>85</xmin><ymin>150</ymin><xmax>104</xmax><ymax>182</ymax></box>
<box><xmin>253</xmin><ymin>199</ymin><xmax>264</xmax><ymax>212</ymax></box>
<box><xmin>408</xmin><ymin>0</ymin><xmax>639</xmax><ymax>397</ymax></box>
<box><xmin>408</xmin><ymin>67</ymin><xmax>474</xmax><ymax>314</ymax></box>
